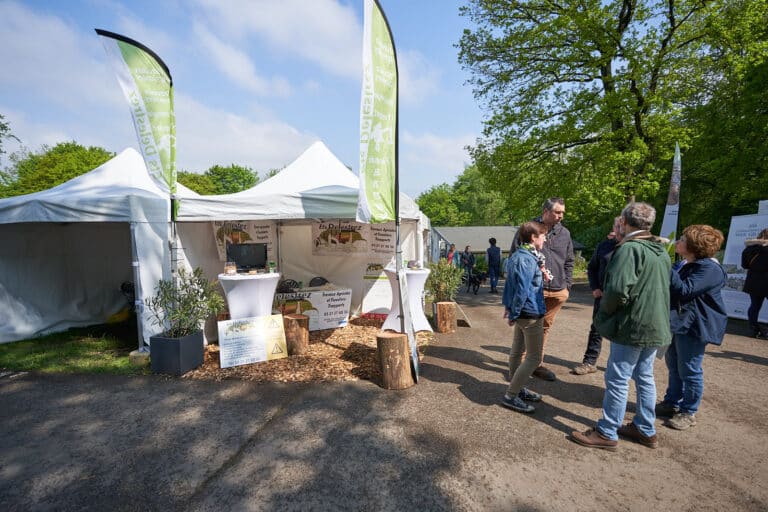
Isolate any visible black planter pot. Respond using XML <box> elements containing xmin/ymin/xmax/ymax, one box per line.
<box><xmin>150</xmin><ymin>331</ymin><xmax>204</xmax><ymax>376</ymax></box>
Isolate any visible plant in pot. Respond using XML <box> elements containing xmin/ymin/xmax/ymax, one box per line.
<box><xmin>425</xmin><ymin>259</ymin><xmax>464</xmax><ymax>333</ymax></box>
<box><xmin>145</xmin><ymin>267</ymin><xmax>225</xmax><ymax>376</ymax></box>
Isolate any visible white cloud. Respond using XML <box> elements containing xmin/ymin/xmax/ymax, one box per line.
<box><xmin>398</xmin><ymin>50</ymin><xmax>441</xmax><ymax>106</ymax></box>
<box><xmin>193</xmin><ymin>0</ymin><xmax>361</xmax><ymax>78</ymax></box>
<box><xmin>192</xmin><ymin>22</ymin><xmax>292</xmax><ymax>97</ymax></box>
<box><xmin>400</xmin><ymin>131</ymin><xmax>476</xmax><ymax>196</ymax></box>
<box><xmin>174</xmin><ymin>94</ymin><xmax>318</xmax><ymax>174</ymax></box>
<box><xmin>0</xmin><ymin>2</ymin><xmax>125</xmax><ymax>111</ymax></box>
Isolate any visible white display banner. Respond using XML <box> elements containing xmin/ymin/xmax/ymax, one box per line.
<box><xmin>722</xmin><ymin>213</ymin><xmax>768</xmax><ymax>321</ymax></box>
<box><xmin>217</xmin><ymin>315</ymin><xmax>287</xmax><ymax>369</ymax></box>
<box><xmin>311</xmin><ymin>220</ymin><xmax>397</xmax><ymax>258</ymax></box>
<box><xmin>362</xmin><ymin>262</ymin><xmax>391</xmax><ymax>316</ymax></box>
<box><xmin>212</xmin><ymin>221</ymin><xmax>276</xmax><ymax>261</ymax></box>
<box><xmin>273</xmin><ymin>288</ymin><xmax>353</xmax><ymax>331</ymax></box>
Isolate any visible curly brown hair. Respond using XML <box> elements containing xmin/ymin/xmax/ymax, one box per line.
<box><xmin>681</xmin><ymin>224</ymin><xmax>724</xmax><ymax>259</ymax></box>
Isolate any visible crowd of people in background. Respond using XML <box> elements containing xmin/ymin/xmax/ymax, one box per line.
<box><xmin>440</xmin><ymin>196</ymin><xmax>764</xmax><ymax>450</ymax></box>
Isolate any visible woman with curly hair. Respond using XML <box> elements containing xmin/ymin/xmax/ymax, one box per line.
<box><xmin>657</xmin><ymin>224</ymin><xmax>727</xmax><ymax>431</ymax></box>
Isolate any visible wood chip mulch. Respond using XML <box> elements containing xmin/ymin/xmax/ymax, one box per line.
<box><xmin>184</xmin><ymin>317</ymin><xmax>433</xmax><ymax>383</ymax></box>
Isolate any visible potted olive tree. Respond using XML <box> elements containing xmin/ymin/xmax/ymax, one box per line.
<box><xmin>425</xmin><ymin>259</ymin><xmax>464</xmax><ymax>333</ymax></box>
<box><xmin>145</xmin><ymin>267</ymin><xmax>225</xmax><ymax>376</ymax></box>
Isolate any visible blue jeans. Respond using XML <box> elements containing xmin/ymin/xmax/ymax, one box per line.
<box><xmin>597</xmin><ymin>342</ymin><xmax>658</xmax><ymax>440</ymax></box>
<box><xmin>663</xmin><ymin>333</ymin><xmax>706</xmax><ymax>414</ymax></box>
<box><xmin>488</xmin><ymin>265</ymin><xmax>500</xmax><ymax>291</ymax></box>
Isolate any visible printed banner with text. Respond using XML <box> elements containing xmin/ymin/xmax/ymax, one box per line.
<box><xmin>357</xmin><ymin>0</ymin><xmax>397</xmax><ymax>224</ymax></box>
<box><xmin>96</xmin><ymin>30</ymin><xmax>176</xmax><ymax>206</ymax></box>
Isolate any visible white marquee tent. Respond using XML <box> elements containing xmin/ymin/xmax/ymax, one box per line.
<box><xmin>0</xmin><ymin>148</ymin><xmax>171</xmax><ymax>344</ymax></box>
<box><xmin>0</xmin><ymin>142</ymin><xmax>430</xmax><ymax>346</ymax></box>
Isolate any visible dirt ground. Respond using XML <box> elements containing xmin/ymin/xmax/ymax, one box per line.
<box><xmin>435</xmin><ymin>281</ymin><xmax>768</xmax><ymax>511</ymax></box>
<box><xmin>1</xmin><ymin>280</ymin><xmax>767</xmax><ymax>511</ymax></box>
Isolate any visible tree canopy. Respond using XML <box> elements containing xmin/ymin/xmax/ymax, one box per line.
<box><xmin>0</xmin><ymin>142</ymin><xmax>113</xmax><ymax>198</ymax></box>
<box><xmin>458</xmin><ymin>0</ymin><xmax>768</xmax><ymax>238</ymax></box>
<box><xmin>177</xmin><ymin>164</ymin><xmax>259</xmax><ymax>195</ymax></box>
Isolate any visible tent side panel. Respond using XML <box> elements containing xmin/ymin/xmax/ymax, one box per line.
<box><xmin>0</xmin><ymin>223</ymin><xmax>133</xmax><ymax>343</ymax></box>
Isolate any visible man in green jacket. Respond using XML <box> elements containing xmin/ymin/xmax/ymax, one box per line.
<box><xmin>570</xmin><ymin>202</ymin><xmax>672</xmax><ymax>450</ymax></box>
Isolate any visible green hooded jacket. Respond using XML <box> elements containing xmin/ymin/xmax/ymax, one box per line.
<box><xmin>594</xmin><ymin>231</ymin><xmax>672</xmax><ymax>347</ymax></box>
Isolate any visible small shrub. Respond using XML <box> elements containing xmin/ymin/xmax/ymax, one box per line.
<box><xmin>425</xmin><ymin>259</ymin><xmax>465</xmax><ymax>302</ymax></box>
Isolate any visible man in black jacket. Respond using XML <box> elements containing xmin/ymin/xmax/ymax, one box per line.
<box><xmin>510</xmin><ymin>197</ymin><xmax>574</xmax><ymax>381</ymax></box>
<box><xmin>572</xmin><ymin>217</ymin><xmax>621</xmax><ymax>375</ymax></box>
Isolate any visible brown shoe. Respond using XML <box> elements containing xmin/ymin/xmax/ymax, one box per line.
<box><xmin>569</xmin><ymin>427</ymin><xmax>618</xmax><ymax>451</ymax></box>
<box><xmin>572</xmin><ymin>363</ymin><xmax>597</xmax><ymax>375</ymax></box>
<box><xmin>532</xmin><ymin>365</ymin><xmax>556</xmax><ymax>381</ymax></box>
<box><xmin>617</xmin><ymin>422</ymin><xmax>658</xmax><ymax>449</ymax></box>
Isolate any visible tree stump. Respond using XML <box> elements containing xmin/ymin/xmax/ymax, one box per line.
<box><xmin>435</xmin><ymin>301</ymin><xmax>457</xmax><ymax>333</ymax></box>
<box><xmin>376</xmin><ymin>332</ymin><xmax>414</xmax><ymax>390</ymax></box>
<box><xmin>284</xmin><ymin>314</ymin><xmax>309</xmax><ymax>355</ymax></box>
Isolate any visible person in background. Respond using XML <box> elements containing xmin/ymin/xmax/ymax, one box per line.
<box><xmin>741</xmin><ymin>228</ymin><xmax>768</xmax><ymax>338</ymax></box>
<box><xmin>445</xmin><ymin>243</ymin><xmax>459</xmax><ymax>267</ymax></box>
<box><xmin>510</xmin><ymin>197</ymin><xmax>574</xmax><ymax>381</ymax></box>
<box><xmin>570</xmin><ymin>202</ymin><xmax>671</xmax><ymax>450</ymax></box>
<box><xmin>500</xmin><ymin>221</ymin><xmax>549</xmax><ymax>413</ymax></box>
<box><xmin>461</xmin><ymin>245</ymin><xmax>476</xmax><ymax>280</ymax></box>
<box><xmin>572</xmin><ymin>217</ymin><xmax>621</xmax><ymax>375</ymax></box>
<box><xmin>655</xmin><ymin>225</ymin><xmax>728</xmax><ymax>431</ymax></box>
<box><xmin>487</xmin><ymin>237</ymin><xmax>502</xmax><ymax>293</ymax></box>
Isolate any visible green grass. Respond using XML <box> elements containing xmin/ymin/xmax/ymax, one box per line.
<box><xmin>0</xmin><ymin>319</ymin><xmax>149</xmax><ymax>375</ymax></box>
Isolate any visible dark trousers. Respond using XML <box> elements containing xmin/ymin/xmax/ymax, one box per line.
<box><xmin>488</xmin><ymin>265</ymin><xmax>499</xmax><ymax>291</ymax></box>
<box><xmin>582</xmin><ymin>297</ymin><xmax>603</xmax><ymax>365</ymax></box>
<box><xmin>748</xmin><ymin>293</ymin><xmax>767</xmax><ymax>331</ymax></box>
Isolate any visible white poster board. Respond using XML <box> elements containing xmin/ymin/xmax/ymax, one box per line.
<box><xmin>212</xmin><ymin>221</ymin><xmax>277</xmax><ymax>261</ymax></box>
<box><xmin>362</xmin><ymin>262</ymin><xmax>391</xmax><ymax>317</ymax></box>
<box><xmin>274</xmin><ymin>288</ymin><xmax>352</xmax><ymax>331</ymax></box>
<box><xmin>722</xmin><ymin>213</ymin><xmax>768</xmax><ymax>322</ymax></box>
<box><xmin>217</xmin><ymin>314</ymin><xmax>287</xmax><ymax>368</ymax></box>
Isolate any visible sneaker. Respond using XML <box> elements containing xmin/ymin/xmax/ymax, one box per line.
<box><xmin>532</xmin><ymin>365</ymin><xmax>556</xmax><ymax>381</ymax></box>
<box><xmin>617</xmin><ymin>422</ymin><xmax>658</xmax><ymax>449</ymax></box>
<box><xmin>501</xmin><ymin>394</ymin><xmax>535</xmax><ymax>413</ymax></box>
<box><xmin>572</xmin><ymin>362</ymin><xmax>597</xmax><ymax>375</ymax></box>
<box><xmin>518</xmin><ymin>387</ymin><xmax>542</xmax><ymax>402</ymax></box>
<box><xmin>655</xmin><ymin>402</ymin><xmax>680</xmax><ymax>418</ymax></box>
<box><xmin>569</xmin><ymin>427</ymin><xmax>618</xmax><ymax>451</ymax></box>
<box><xmin>666</xmin><ymin>412</ymin><xmax>697</xmax><ymax>430</ymax></box>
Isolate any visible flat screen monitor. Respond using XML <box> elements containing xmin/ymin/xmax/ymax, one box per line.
<box><xmin>227</xmin><ymin>243</ymin><xmax>268</xmax><ymax>271</ymax></box>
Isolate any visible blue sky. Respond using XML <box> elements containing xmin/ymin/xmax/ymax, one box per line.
<box><xmin>0</xmin><ymin>0</ymin><xmax>483</xmax><ymax>198</ymax></box>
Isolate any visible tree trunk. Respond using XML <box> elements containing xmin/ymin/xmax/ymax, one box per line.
<box><xmin>435</xmin><ymin>301</ymin><xmax>457</xmax><ymax>333</ymax></box>
<box><xmin>376</xmin><ymin>332</ymin><xmax>414</xmax><ymax>390</ymax></box>
<box><xmin>284</xmin><ymin>314</ymin><xmax>309</xmax><ymax>355</ymax></box>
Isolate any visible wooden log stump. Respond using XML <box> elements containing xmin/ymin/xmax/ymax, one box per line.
<box><xmin>284</xmin><ymin>314</ymin><xmax>309</xmax><ymax>355</ymax></box>
<box><xmin>435</xmin><ymin>301</ymin><xmax>457</xmax><ymax>333</ymax></box>
<box><xmin>376</xmin><ymin>332</ymin><xmax>414</xmax><ymax>390</ymax></box>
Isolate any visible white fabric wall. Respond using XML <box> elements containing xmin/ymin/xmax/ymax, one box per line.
<box><xmin>0</xmin><ymin>223</ymin><xmax>133</xmax><ymax>342</ymax></box>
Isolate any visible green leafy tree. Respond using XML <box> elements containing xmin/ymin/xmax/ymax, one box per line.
<box><xmin>204</xmin><ymin>164</ymin><xmax>258</xmax><ymax>194</ymax></box>
<box><xmin>177</xmin><ymin>171</ymin><xmax>216</xmax><ymax>195</ymax></box>
<box><xmin>0</xmin><ymin>114</ymin><xmax>19</xmax><ymax>164</ymax></box>
<box><xmin>417</xmin><ymin>183</ymin><xmax>471</xmax><ymax>226</ymax></box>
<box><xmin>1</xmin><ymin>142</ymin><xmax>113</xmax><ymax>198</ymax></box>
<box><xmin>458</xmin><ymin>0</ymin><xmax>764</xmax><ymax>236</ymax></box>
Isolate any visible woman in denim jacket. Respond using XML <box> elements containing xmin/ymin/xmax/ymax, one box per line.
<box><xmin>657</xmin><ymin>224</ymin><xmax>727</xmax><ymax>431</ymax></box>
<box><xmin>500</xmin><ymin>221</ymin><xmax>549</xmax><ymax>413</ymax></box>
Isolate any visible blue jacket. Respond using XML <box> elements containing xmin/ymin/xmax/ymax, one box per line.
<box><xmin>670</xmin><ymin>258</ymin><xmax>728</xmax><ymax>345</ymax></box>
<box><xmin>502</xmin><ymin>248</ymin><xmax>546</xmax><ymax>320</ymax></box>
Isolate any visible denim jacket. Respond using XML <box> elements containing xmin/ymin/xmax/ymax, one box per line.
<box><xmin>502</xmin><ymin>247</ymin><xmax>546</xmax><ymax>320</ymax></box>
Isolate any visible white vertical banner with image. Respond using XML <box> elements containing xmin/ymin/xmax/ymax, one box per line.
<box><xmin>721</xmin><ymin>213</ymin><xmax>768</xmax><ymax>321</ymax></box>
<box><xmin>312</xmin><ymin>220</ymin><xmax>369</xmax><ymax>255</ymax></box>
